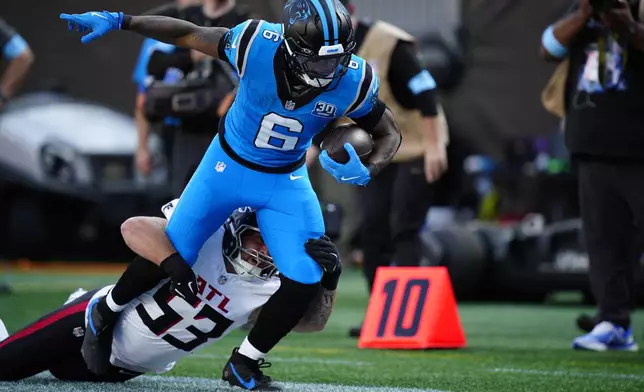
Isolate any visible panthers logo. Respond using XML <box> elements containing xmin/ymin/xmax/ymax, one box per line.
<box><xmin>285</xmin><ymin>0</ymin><xmax>312</xmax><ymax>27</ymax></box>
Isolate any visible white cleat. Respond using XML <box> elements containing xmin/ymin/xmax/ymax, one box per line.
<box><xmin>573</xmin><ymin>321</ymin><xmax>639</xmax><ymax>352</ymax></box>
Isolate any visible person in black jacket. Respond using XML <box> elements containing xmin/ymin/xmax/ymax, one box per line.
<box><xmin>540</xmin><ymin>0</ymin><xmax>643</xmax><ymax>352</ymax></box>
<box><xmin>132</xmin><ymin>0</ymin><xmax>252</xmax><ymax>197</ymax></box>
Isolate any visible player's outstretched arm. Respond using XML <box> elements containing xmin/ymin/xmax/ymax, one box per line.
<box><xmin>124</xmin><ymin>16</ymin><xmax>227</xmax><ymax>59</ymax></box>
<box><xmin>60</xmin><ymin>11</ymin><xmax>226</xmax><ymax>58</ymax></box>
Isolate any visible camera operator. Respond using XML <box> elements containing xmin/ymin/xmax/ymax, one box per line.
<box><xmin>540</xmin><ymin>0</ymin><xmax>644</xmax><ymax>352</ymax></box>
<box><xmin>0</xmin><ymin>16</ymin><xmax>34</xmax><ymax>295</ymax></box>
<box><xmin>133</xmin><ymin>0</ymin><xmax>251</xmax><ymax>197</ymax></box>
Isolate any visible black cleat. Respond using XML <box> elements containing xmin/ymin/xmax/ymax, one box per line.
<box><xmin>222</xmin><ymin>348</ymin><xmax>282</xmax><ymax>391</ymax></box>
<box><xmin>81</xmin><ymin>296</ymin><xmax>117</xmax><ymax>375</ymax></box>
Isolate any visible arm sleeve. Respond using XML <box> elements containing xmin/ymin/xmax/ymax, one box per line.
<box><xmin>346</xmin><ymin>61</ymin><xmax>381</xmax><ymax>119</ymax></box>
<box><xmin>351</xmin><ymin>99</ymin><xmax>386</xmax><ymax>132</ymax></box>
<box><xmin>218</xmin><ymin>20</ymin><xmax>260</xmax><ymax>78</ymax></box>
<box><xmin>389</xmin><ymin>41</ymin><xmax>438</xmax><ymax>116</ymax></box>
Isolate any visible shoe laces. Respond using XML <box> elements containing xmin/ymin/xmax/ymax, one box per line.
<box><xmin>250</xmin><ymin>359</ymin><xmax>272</xmax><ymax>382</ymax></box>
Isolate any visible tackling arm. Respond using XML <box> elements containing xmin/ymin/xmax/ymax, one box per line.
<box><xmin>292</xmin><ymin>287</ymin><xmax>337</xmax><ymax>332</ymax></box>
<box><xmin>121</xmin><ymin>215</ymin><xmax>200</xmax><ymax>304</ymax></box>
<box><xmin>120</xmin><ymin>216</ymin><xmax>177</xmax><ymax>266</ymax></box>
<box><xmin>122</xmin><ymin>15</ymin><xmax>228</xmax><ymax>58</ymax></box>
<box><xmin>248</xmin><ymin>287</ymin><xmax>337</xmax><ymax>333</ymax></box>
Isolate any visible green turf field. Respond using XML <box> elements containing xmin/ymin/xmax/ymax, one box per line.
<box><xmin>1</xmin><ymin>269</ymin><xmax>643</xmax><ymax>392</ymax></box>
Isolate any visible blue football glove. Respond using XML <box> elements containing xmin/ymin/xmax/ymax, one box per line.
<box><xmin>60</xmin><ymin>11</ymin><xmax>124</xmax><ymax>44</ymax></box>
<box><xmin>319</xmin><ymin>143</ymin><xmax>371</xmax><ymax>186</ymax></box>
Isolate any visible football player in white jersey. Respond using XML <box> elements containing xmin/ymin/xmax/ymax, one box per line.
<box><xmin>0</xmin><ymin>201</ymin><xmax>341</xmax><ymax>388</ymax></box>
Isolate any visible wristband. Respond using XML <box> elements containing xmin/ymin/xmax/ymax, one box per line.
<box><xmin>321</xmin><ymin>270</ymin><xmax>340</xmax><ymax>291</ymax></box>
<box><xmin>160</xmin><ymin>253</ymin><xmax>194</xmax><ymax>282</ymax></box>
<box><xmin>542</xmin><ymin>25</ymin><xmax>568</xmax><ymax>58</ymax></box>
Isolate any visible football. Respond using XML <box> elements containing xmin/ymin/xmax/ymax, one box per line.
<box><xmin>321</xmin><ymin>124</ymin><xmax>373</xmax><ymax>164</ymax></box>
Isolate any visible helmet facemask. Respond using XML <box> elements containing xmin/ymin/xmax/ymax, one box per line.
<box><xmin>283</xmin><ymin>30</ymin><xmax>355</xmax><ymax>90</ymax></box>
<box><xmin>225</xmin><ymin>222</ymin><xmax>277</xmax><ymax>281</ymax></box>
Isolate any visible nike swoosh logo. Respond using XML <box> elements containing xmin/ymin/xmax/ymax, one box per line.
<box><xmin>341</xmin><ymin>176</ymin><xmax>360</xmax><ymax>181</ymax></box>
<box><xmin>290</xmin><ymin>174</ymin><xmax>304</xmax><ymax>180</ymax></box>
<box><xmin>90</xmin><ymin>12</ymin><xmax>108</xmax><ymax>20</ymax></box>
<box><xmin>230</xmin><ymin>364</ymin><xmax>256</xmax><ymax>389</ymax></box>
<box><xmin>231</xmin><ymin>35</ymin><xmax>240</xmax><ymax>49</ymax></box>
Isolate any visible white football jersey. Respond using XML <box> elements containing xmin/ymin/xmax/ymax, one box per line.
<box><xmin>87</xmin><ymin>200</ymin><xmax>281</xmax><ymax>374</ymax></box>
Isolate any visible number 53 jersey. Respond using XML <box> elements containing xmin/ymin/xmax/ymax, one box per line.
<box><xmin>218</xmin><ymin>20</ymin><xmax>380</xmax><ymax>168</ymax></box>
<box><xmin>87</xmin><ymin>229</ymin><xmax>280</xmax><ymax>374</ymax></box>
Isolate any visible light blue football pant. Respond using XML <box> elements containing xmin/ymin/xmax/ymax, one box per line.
<box><xmin>165</xmin><ymin>134</ymin><xmax>325</xmax><ymax>284</ymax></box>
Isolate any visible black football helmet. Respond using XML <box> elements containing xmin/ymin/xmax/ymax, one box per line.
<box><xmin>282</xmin><ymin>0</ymin><xmax>355</xmax><ymax>89</ymax></box>
<box><xmin>222</xmin><ymin>207</ymin><xmax>277</xmax><ymax>281</ymax></box>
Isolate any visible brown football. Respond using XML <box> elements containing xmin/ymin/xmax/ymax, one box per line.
<box><xmin>321</xmin><ymin>124</ymin><xmax>373</xmax><ymax>164</ymax></box>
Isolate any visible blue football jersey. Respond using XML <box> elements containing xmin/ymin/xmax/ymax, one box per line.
<box><xmin>220</xmin><ymin>20</ymin><xmax>380</xmax><ymax>167</ymax></box>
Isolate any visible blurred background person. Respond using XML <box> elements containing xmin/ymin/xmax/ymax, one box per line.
<box><xmin>0</xmin><ymin>15</ymin><xmax>34</xmax><ymax>295</ymax></box>
<box><xmin>0</xmin><ymin>17</ymin><xmax>33</xmax><ymax>109</ymax></box>
<box><xmin>307</xmin><ymin>0</ymin><xmax>449</xmax><ymax>337</ymax></box>
<box><xmin>132</xmin><ymin>0</ymin><xmax>250</xmax><ymax>197</ymax></box>
<box><xmin>540</xmin><ymin>0</ymin><xmax>644</xmax><ymax>351</ymax></box>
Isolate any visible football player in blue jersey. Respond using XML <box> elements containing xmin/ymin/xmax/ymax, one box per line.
<box><xmin>61</xmin><ymin>1</ymin><xmax>401</xmax><ymax>390</ymax></box>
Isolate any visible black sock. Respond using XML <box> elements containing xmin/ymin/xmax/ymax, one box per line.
<box><xmin>106</xmin><ymin>255</ymin><xmax>168</xmax><ymax>313</ymax></box>
<box><xmin>247</xmin><ymin>275</ymin><xmax>320</xmax><ymax>353</ymax></box>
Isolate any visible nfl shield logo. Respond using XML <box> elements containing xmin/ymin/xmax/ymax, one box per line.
<box><xmin>285</xmin><ymin>100</ymin><xmax>296</xmax><ymax>111</ymax></box>
<box><xmin>218</xmin><ymin>275</ymin><xmax>228</xmax><ymax>285</ymax></box>
<box><xmin>216</xmin><ymin>161</ymin><xmax>226</xmax><ymax>173</ymax></box>
<box><xmin>73</xmin><ymin>327</ymin><xmax>85</xmax><ymax>338</ymax></box>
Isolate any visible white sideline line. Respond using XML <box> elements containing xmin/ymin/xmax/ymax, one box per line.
<box><xmin>3</xmin><ymin>373</ymin><xmax>450</xmax><ymax>392</ymax></box>
<box><xmin>190</xmin><ymin>353</ymin><xmax>372</xmax><ymax>366</ymax></box>
<box><xmin>491</xmin><ymin>368</ymin><xmax>644</xmax><ymax>381</ymax></box>
<box><xmin>140</xmin><ymin>375</ymin><xmax>451</xmax><ymax>392</ymax></box>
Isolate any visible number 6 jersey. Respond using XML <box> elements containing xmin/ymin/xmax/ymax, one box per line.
<box><xmin>217</xmin><ymin>19</ymin><xmax>381</xmax><ymax>168</ymax></box>
<box><xmin>87</xmin><ymin>228</ymin><xmax>280</xmax><ymax>374</ymax></box>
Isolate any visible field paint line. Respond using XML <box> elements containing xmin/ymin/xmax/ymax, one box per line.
<box><xmin>142</xmin><ymin>374</ymin><xmax>451</xmax><ymax>392</ymax></box>
<box><xmin>190</xmin><ymin>352</ymin><xmax>372</xmax><ymax>366</ymax></box>
<box><xmin>1</xmin><ymin>372</ymin><xmax>451</xmax><ymax>392</ymax></box>
<box><xmin>491</xmin><ymin>368</ymin><xmax>644</xmax><ymax>381</ymax></box>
